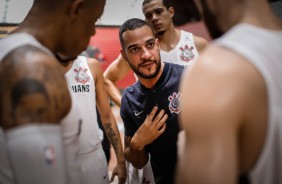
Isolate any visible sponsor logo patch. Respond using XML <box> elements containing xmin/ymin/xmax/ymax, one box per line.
<box><xmin>44</xmin><ymin>145</ymin><xmax>56</xmax><ymax>165</ymax></box>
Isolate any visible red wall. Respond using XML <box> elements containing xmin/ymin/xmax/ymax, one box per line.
<box><xmin>88</xmin><ymin>27</ymin><xmax>135</xmax><ymax>89</ymax></box>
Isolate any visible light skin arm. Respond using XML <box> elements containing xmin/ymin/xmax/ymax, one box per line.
<box><xmin>103</xmin><ymin>54</ymin><xmax>131</xmax><ymax>107</ymax></box>
<box><xmin>178</xmin><ymin>46</ymin><xmax>254</xmax><ymax>184</ymax></box>
<box><xmin>124</xmin><ymin>106</ymin><xmax>168</xmax><ymax>169</ymax></box>
<box><xmin>87</xmin><ymin>58</ymin><xmax>126</xmax><ymax>184</ymax></box>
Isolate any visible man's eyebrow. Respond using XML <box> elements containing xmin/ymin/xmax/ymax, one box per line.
<box><xmin>127</xmin><ymin>44</ymin><xmax>139</xmax><ymax>50</ymax></box>
<box><xmin>127</xmin><ymin>38</ymin><xmax>155</xmax><ymax>50</ymax></box>
<box><xmin>145</xmin><ymin>38</ymin><xmax>155</xmax><ymax>43</ymax></box>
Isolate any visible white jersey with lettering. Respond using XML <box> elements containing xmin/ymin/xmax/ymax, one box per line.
<box><xmin>215</xmin><ymin>23</ymin><xmax>282</xmax><ymax>184</ymax></box>
<box><xmin>0</xmin><ymin>32</ymin><xmax>82</xmax><ymax>184</ymax></box>
<box><xmin>65</xmin><ymin>56</ymin><xmax>103</xmax><ymax>155</ymax></box>
<box><xmin>65</xmin><ymin>56</ymin><xmax>108</xmax><ymax>184</ymax></box>
<box><xmin>160</xmin><ymin>30</ymin><xmax>199</xmax><ymax>68</ymax></box>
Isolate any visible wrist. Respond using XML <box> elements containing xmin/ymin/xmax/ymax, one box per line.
<box><xmin>130</xmin><ymin>137</ymin><xmax>144</xmax><ymax>151</ymax></box>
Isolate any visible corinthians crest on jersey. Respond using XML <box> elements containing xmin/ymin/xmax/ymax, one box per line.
<box><xmin>71</xmin><ymin>66</ymin><xmax>90</xmax><ymax>93</ymax></box>
<box><xmin>74</xmin><ymin>67</ymin><xmax>90</xmax><ymax>84</ymax></box>
<box><xmin>179</xmin><ymin>44</ymin><xmax>195</xmax><ymax>62</ymax></box>
<box><xmin>168</xmin><ymin>92</ymin><xmax>181</xmax><ymax>114</ymax></box>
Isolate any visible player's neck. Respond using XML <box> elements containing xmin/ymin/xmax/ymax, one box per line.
<box><xmin>15</xmin><ymin>14</ymin><xmax>64</xmax><ymax>54</ymax></box>
<box><xmin>158</xmin><ymin>27</ymin><xmax>181</xmax><ymax>52</ymax></box>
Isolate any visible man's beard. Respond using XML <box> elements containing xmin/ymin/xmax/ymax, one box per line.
<box><xmin>129</xmin><ymin>56</ymin><xmax>162</xmax><ymax>79</ymax></box>
<box><xmin>200</xmin><ymin>0</ymin><xmax>224</xmax><ymax>39</ymax></box>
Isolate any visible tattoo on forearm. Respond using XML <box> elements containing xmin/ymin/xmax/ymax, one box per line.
<box><xmin>104</xmin><ymin>123</ymin><xmax>119</xmax><ymax>152</ymax></box>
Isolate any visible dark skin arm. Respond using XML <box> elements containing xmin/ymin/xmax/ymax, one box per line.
<box><xmin>0</xmin><ymin>45</ymin><xmax>71</xmax><ymax>130</ymax></box>
<box><xmin>88</xmin><ymin>58</ymin><xmax>126</xmax><ymax>184</ymax></box>
<box><xmin>124</xmin><ymin>106</ymin><xmax>168</xmax><ymax>169</ymax></box>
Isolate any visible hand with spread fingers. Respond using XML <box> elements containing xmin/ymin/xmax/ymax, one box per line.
<box><xmin>131</xmin><ymin>106</ymin><xmax>168</xmax><ymax>151</ymax></box>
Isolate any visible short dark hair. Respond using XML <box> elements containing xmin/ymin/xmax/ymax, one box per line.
<box><xmin>142</xmin><ymin>0</ymin><xmax>172</xmax><ymax>10</ymax></box>
<box><xmin>119</xmin><ymin>18</ymin><xmax>155</xmax><ymax>50</ymax></box>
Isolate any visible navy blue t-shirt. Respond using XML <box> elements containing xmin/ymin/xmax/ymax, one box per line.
<box><xmin>120</xmin><ymin>63</ymin><xmax>185</xmax><ymax>184</ymax></box>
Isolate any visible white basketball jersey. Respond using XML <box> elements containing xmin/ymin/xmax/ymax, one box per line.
<box><xmin>215</xmin><ymin>23</ymin><xmax>282</xmax><ymax>184</ymax></box>
<box><xmin>6</xmin><ymin>124</ymin><xmax>66</xmax><ymax>184</ymax></box>
<box><xmin>0</xmin><ymin>33</ymin><xmax>53</xmax><ymax>184</ymax></box>
<box><xmin>0</xmin><ymin>33</ymin><xmax>53</xmax><ymax>61</ymax></box>
<box><xmin>160</xmin><ymin>30</ymin><xmax>199</xmax><ymax>68</ymax></box>
<box><xmin>65</xmin><ymin>56</ymin><xmax>103</xmax><ymax>155</ymax></box>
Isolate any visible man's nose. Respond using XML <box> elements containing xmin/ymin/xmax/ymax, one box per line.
<box><xmin>152</xmin><ymin>13</ymin><xmax>159</xmax><ymax>22</ymax></box>
<box><xmin>141</xmin><ymin>47</ymin><xmax>152</xmax><ymax>60</ymax></box>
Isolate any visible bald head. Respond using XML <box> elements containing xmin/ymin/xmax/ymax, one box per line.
<box><xmin>22</xmin><ymin>0</ymin><xmax>106</xmax><ymax>60</ymax></box>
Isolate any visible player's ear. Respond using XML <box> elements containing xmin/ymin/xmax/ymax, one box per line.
<box><xmin>69</xmin><ymin>0</ymin><xmax>84</xmax><ymax>22</ymax></box>
<box><xmin>120</xmin><ymin>50</ymin><xmax>128</xmax><ymax>62</ymax></box>
<box><xmin>155</xmin><ymin>38</ymin><xmax>160</xmax><ymax>49</ymax></box>
<box><xmin>168</xmin><ymin>6</ymin><xmax>175</xmax><ymax>18</ymax></box>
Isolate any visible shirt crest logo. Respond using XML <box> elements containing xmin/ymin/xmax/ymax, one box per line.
<box><xmin>168</xmin><ymin>92</ymin><xmax>181</xmax><ymax>114</ymax></box>
<box><xmin>180</xmin><ymin>45</ymin><xmax>195</xmax><ymax>62</ymax></box>
<box><xmin>74</xmin><ymin>67</ymin><xmax>90</xmax><ymax>84</ymax></box>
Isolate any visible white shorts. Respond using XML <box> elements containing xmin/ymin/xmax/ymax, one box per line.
<box><xmin>6</xmin><ymin>124</ymin><xmax>66</xmax><ymax>184</ymax></box>
<box><xmin>78</xmin><ymin>144</ymin><xmax>109</xmax><ymax>184</ymax></box>
<box><xmin>126</xmin><ymin>156</ymin><xmax>155</xmax><ymax>184</ymax></box>
<box><xmin>0</xmin><ymin>128</ymin><xmax>14</xmax><ymax>184</ymax></box>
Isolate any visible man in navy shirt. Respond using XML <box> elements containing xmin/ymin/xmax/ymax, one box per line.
<box><xmin>119</xmin><ymin>18</ymin><xmax>185</xmax><ymax>184</ymax></box>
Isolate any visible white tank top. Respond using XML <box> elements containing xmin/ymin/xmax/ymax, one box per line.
<box><xmin>0</xmin><ymin>33</ymin><xmax>52</xmax><ymax>184</ymax></box>
<box><xmin>0</xmin><ymin>32</ymin><xmax>82</xmax><ymax>184</ymax></box>
<box><xmin>65</xmin><ymin>56</ymin><xmax>103</xmax><ymax>155</ymax></box>
<box><xmin>0</xmin><ymin>33</ymin><xmax>53</xmax><ymax>60</ymax></box>
<box><xmin>215</xmin><ymin>23</ymin><xmax>282</xmax><ymax>184</ymax></box>
<box><xmin>0</xmin><ymin>128</ymin><xmax>14</xmax><ymax>184</ymax></box>
<box><xmin>6</xmin><ymin>124</ymin><xmax>66</xmax><ymax>184</ymax></box>
<box><xmin>160</xmin><ymin>30</ymin><xmax>199</xmax><ymax>68</ymax></box>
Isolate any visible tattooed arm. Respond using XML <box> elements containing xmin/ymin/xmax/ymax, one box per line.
<box><xmin>0</xmin><ymin>45</ymin><xmax>71</xmax><ymax>130</ymax></box>
<box><xmin>87</xmin><ymin>58</ymin><xmax>127</xmax><ymax>184</ymax></box>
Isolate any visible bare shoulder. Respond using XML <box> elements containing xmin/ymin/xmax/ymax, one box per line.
<box><xmin>180</xmin><ymin>45</ymin><xmax>265</xmax><ymax>132</ymax></box>
<box><xmin>104</xmin><ymin>54</ymin><xmax>131</xmax><ymax>79</ymax></box>
<box><xmin>193</xmin><ymin>35</ymin><xmax>209</xmax><ymax>52</ymax></box>
<box><xmin>0</xmin><ymin>45</ymin><xmax>71</xmax><ymax>130</ymax></box>
<box><xmin>86</xmin><ymin>57</ymin><xmax>103</xmax><ymax>80</ymax></box>
<box><xmin>86</xmin><ymin>57</ymin><xmax>102</xmax><ymax>71</ymax></box>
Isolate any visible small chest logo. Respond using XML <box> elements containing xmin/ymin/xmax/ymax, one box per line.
<box><xmin>44</xmin><ymin>145</ymin><xmax>56</xmax><ymax>165</ymax></box>
<box><xmin>180</xmin><ymin>45</ymin><xmax>195</xmax><ymax>62</ymax></box>
<box><xmin>74</xmin><ymin>67</ymin><xmax>90</xmax><ymax>84</ymax></box>
<box><xmin>168</xmin><ymin>92</ymin><xmax>181</xmax><ymax>114</ymax></box>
